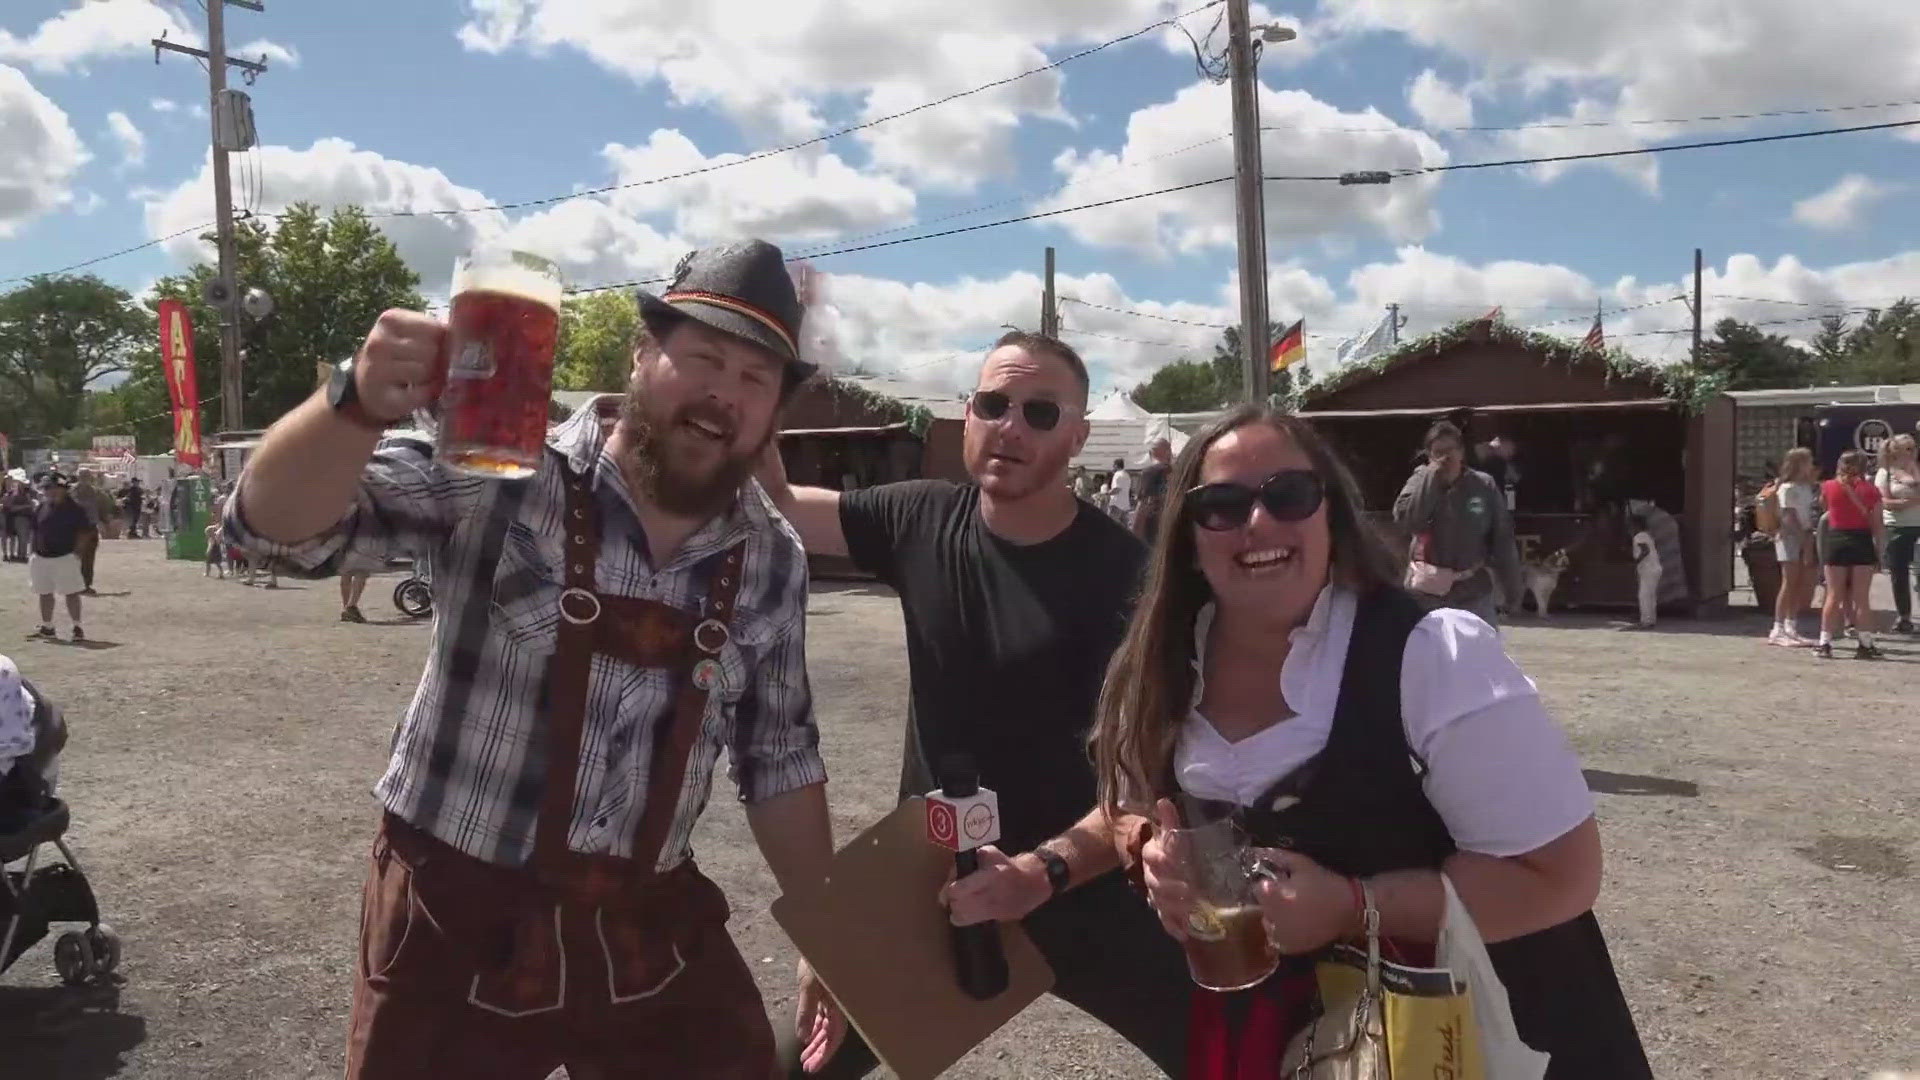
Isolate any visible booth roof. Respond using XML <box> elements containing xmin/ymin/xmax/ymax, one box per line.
<box><xmin>1293</xmin><ymin>316</ymin><xmax>1725</xmax><ymax>415</ymax></box>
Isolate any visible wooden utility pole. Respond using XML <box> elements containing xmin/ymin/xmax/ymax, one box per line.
<box><xmin>1692</xmin><ymin>248</ymin><xmax>1704</xmax><ymax>366</ymax></box>
<box><xmin>1226</xmin><ymin>0</ymin><xmax>1269</xmax><ymax>404</ymax></box>
<box><xmin>1042</xmin><ymin>247</ymin><xmax>1058</xmax><ymax>336</ymax></box>
<box><xmin>1387</xmin><ymin>302</ymin><xmax>1402</xmax><ymax>344</ymax></box>
<box><xmin>154</xmin><ymin>1</ymin><xmax>267</xmax><ymax>433</ymax></box>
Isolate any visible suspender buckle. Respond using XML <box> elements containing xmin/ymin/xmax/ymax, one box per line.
<box><xmin>558</xmin><ymin>587</ymin><xmax>603</xmax><ymax>625</ymax></box>
<box><xmin>692</xmin><ymin>618</ymin><xmax>730</xmax><ymax>653</ymax></box>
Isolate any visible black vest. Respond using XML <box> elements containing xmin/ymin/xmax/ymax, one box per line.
<box><xmin>1191</xmin><ymin>588</ymin><xmax>1651</xmax><ymax>1079</ymax></box>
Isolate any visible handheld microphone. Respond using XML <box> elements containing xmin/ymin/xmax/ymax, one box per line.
<box><xmin>927</xmin><ymin>753</ymin><xmax>1009</xmax><ymax>1000</ymax></box>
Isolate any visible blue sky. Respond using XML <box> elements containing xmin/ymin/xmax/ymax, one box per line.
<box><xmin>5</xmin><ymin>0</ymin><xmax>1920</xmax><ymax>395</ymax></box>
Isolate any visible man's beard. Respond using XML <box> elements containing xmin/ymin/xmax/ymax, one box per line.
<box><xmin>617</xmin><ymin>379</ymin><xmax>768</xmax><ymax>518</ymax></box>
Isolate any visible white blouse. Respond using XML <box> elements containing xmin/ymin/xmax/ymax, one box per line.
<box><xmin>1177</xmin><ymin>586</ymin><xmax>1594</xmax><ymax>858</ymax></box>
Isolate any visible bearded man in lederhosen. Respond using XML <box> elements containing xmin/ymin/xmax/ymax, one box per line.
<box><xmin>226</xmin><ymin>240</ymin><xmax>846</xmax><ymax>1078</ymax></box>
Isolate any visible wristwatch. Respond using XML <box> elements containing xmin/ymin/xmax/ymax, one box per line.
<box><xmin>1033</xmin><ymin>846</ymin><xmax>1072</xmax><ymax>898</ymax></box>
<box><xmin>327</xmin><ymin>357</ymin><xmax>391</xmax><ymax>432</ymax></box>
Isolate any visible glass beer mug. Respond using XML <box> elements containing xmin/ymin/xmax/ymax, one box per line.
<box><xmin>1165</xmin><ymin>816</ymin><xmax>1280</xmax><ymax>992</ymax></box>
<box><xmin>434</xmin><ymin>248</ymin><xmax>564</xmax><ymax>479</ymax></box>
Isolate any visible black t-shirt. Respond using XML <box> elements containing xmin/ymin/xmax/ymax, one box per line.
<box><xmin>33</xmin><ymin>499</ymin><xmax>90</xmax><ymax>558</ymax></box>
<box><xmin>1137</xmin><ymin>463</ymin><xmax>1171</xmax><ymax>505</ymax></box>
<box><xmin>841</xmin><ymin>481</ymin><xmax>1146</xmax><ymax>854</ymax></box>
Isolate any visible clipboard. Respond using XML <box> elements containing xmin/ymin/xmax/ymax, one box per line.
<box><xmin>771</xmin><ymin>798</ymin><xmax>1054</xmax><ymax>1080</ymax></box>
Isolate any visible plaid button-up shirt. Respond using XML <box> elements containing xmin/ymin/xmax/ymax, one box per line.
<box><xmin>226</xmin><ymin>400</ymin><xmax>824</xmax><ymax>871</ymax></box>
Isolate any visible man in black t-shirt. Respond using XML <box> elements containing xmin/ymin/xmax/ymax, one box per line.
<box><xmin>1133</xmin><ymin>437</ymin><xmax>1173</xmax><ymax>540</ymax></box>
<box><xmin>761</xmin><ymin>331</ymin><xmax>1187</xmax><ymax>1077</ymax></box>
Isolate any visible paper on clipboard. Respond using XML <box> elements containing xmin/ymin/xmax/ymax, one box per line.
<box><xmin>771</xmin><ymin>798</ymin><xmax>1054</xmax><ymax>1080</ymax></box>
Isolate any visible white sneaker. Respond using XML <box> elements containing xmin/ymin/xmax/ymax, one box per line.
<box><xmin>1784</xmin><ymin>626</ymin><xmax>1814</xmax><ymax>646</ymax></box>
<box><xmin>1768</xmin><ymin>629</ymin><xmax>1798</xmax><ymax>647</ymax></box>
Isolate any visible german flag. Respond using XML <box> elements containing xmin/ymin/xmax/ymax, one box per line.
<box><xmin>1269</xmin><ymin>319</ymin><xmax>1305</xmax><ymax>373</ymax></box>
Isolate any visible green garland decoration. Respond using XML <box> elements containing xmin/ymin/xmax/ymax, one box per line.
<box><xmin>823</xmin><ymin>378</ymin><xmax>936</xmax><ymax>438</ymax></box>
<box><xmin>1291</xmin><ymin>317</ymin><xmax>1727</xmax><ymax>415</ymax></box>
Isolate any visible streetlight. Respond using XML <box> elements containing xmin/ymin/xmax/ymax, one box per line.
<box><xmin>1226</xmin><ymin>2</ymin><xmax>1296</xmax><ymax>404</ymax></box>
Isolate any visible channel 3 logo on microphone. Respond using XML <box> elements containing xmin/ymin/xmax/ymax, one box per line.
<box><xmin>925</xmin><ymin>788</ymin><xmax>999</xmax><ymax>853</ymax></box>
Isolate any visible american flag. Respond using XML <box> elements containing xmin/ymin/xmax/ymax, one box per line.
<box><xmin>1581</xmin><ymin>310</ymin><xmax>1604</xmax><ymax>351</ymax></box>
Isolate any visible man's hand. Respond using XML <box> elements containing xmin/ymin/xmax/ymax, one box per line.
<box><xmin>355</xmin><ymin>310</ymin><xmax>446</xmax><ymax>423</ymax></box>
<box><xmin>795</xmin><ymin>959</ymin><xmax>847</xmax><ymax>1074</ymax></box>
<box><xmin>940</xmin><ymin>846</ymin><xmax>1053</xmax><ymax>926</ymax></box>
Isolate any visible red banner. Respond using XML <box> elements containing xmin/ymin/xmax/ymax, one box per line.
<box><xmin>158</xmin><ymin>299</ymin><xmax>205</xmax><ymax>468</ymax></box>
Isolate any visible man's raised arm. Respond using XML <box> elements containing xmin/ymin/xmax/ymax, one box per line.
<box><xmin>240</xmin><ymin>311</ymin><xmax>444</xmax><ymax>544</ymax></box>
<box><xmin>755</xmin><ymin>440</ymin><xmax>850</xmax><ymax>558</ymax></box>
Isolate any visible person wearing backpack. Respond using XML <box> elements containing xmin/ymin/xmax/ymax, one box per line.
<box><xmin>1818</xmin><ymin>450</ymin><xmax>1886</xmax><ymax>659</ymax></box>
<box><xmin>1767</xmin><ymin>449</ymin><xmax>1819</xmax><ymax>646</ymax></box>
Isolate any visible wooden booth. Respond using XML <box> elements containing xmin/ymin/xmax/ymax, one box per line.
<box><xmin>1298</xmin><ymin>319</ymin><xmax>1735</xmax><ymax>614</ymax></box>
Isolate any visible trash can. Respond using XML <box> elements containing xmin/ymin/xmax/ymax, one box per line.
<box><xmin>1742</xmin><ymin>537</ymin><xmax>1781</xmax><ymax>613</ymax></box>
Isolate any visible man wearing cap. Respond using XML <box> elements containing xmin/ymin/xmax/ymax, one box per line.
<box><xmin>226</xmin><ymin>240</ymin><xmax>845</xmax><ymax>1078</ymax></box>
<box><xmin>28</xmin><ymin>474</ymin><xmax>90</xmax><ymax>642</ymax></box>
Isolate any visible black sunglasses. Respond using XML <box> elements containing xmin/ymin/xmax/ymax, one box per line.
<box><xmin>971</xmin><ymin>390</ymin><xmax>1063</xmax><ymax>432</ymax></box>
<box><xmin>1186</xmin><ymin>470</ymin><xmax>1326</xmax><ymax>531</ymax></box>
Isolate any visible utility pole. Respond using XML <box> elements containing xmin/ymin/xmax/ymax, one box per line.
<box><xmin>1387</xmin><ymin>302</ymin><xmax>1402</xmax><ymax>345</ymax></box>
<box><xmin>1692</xmin><ymin>248</ymin><xmax>1704</xmax><ymax>366</ymax></box>
<box><xmin>1226</xmin><ymin>0</ymin><xmax>1269</xmax><ymax>404</ymax></box>
<box><xmin>1042</xmin><ymin>247</ymin><xmax>1058</xmax><ymax>337</ymax></box>
<box><xmin>154</xmin><ymin>1</ymin><xmax>267</xmax><ymax>434</ymax></box>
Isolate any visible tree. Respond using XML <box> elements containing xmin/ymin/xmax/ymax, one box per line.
<box><xmin>0</xmin><ymin>275</ymin><xmax>147</xmax><ymax>441</ymax></box>
<box><xmin>1690</xmin><ymin>318</ymin><xmax>1813</xmax><ymax>390</ymax></box>
<box><xmin>555</xmin><ymin>291</ymin><xmax>642</xmax><ymax>392</ymax></box>
<box><xmin>1130</xmin><ymin>358</ymin><xmax>1224</xmax><ymax>412</ymax></box>
<box><xmin>1819</xmin><ymin>300</ymin><xmax>1920</xmax><ymax>386</ymax></box>
<box><xmin>1209</xmin><ymin>321</ymin><xmax>1300</xmax><ymax>403</ymax></box>
<box><xmin>148</xmin><ymin>203</ymin><xmax>425</xmax><ymax>431</ymax></box>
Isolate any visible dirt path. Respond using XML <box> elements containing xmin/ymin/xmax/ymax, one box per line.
<box><xmin>2</xmin><ymin>540</ymin><xmax>1915</xmax><ymax>1077</ymax></box>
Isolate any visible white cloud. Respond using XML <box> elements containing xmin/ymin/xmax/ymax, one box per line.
<box><xmin>74</xmin><ymin>190</ymin><xmax>103</xmax><ymax>216</ymax></box>
<box><xmin>232</xmin><ymin>39</ymin><xmax>299</xmax><ymax>68</ymax></box>
<box><xmin>599</xmin><ymin>130</ymin><xmax>917</xmax><ymax>243</ymax></box>
<box><xmin>1037</xmin><ymin>82</ymin><xmax>1446</xmax><ymax>256</ymax></box>
<box><xmin>453</xmin><ymin>0</ymin><xmax>1177</xmax><ymax>190</ymax></box>
<box><xmin>1326</xmin><ymin>0</ymin><xmax>1920</xmax><ymax>186</ymax></box>
<box><xmin>0</xmin><ymin>64</ymin><xmax>88</xmax><ymax>236</ymax></box>
<box><xmin>1792</xmin><ymin>175</ymin><xmax>1895</xmax><ymax>231</ymax></box>
<box><xmin>1407</xmin><ymin>69</ymin><xmax>1473</xmax><ymax>130</ymax></box>
<box><xmin>0</xmin><ymin>0</ymin><xmax>195</xmax><ymax>72</ymax></box>
<box><xmin>150</xmin><ymin>97</ymin><xmax>178</xmax><ymax>113</ymax></box>
<box><xmin>106</xmin><ymin>110</ymin><xmax>145</xmax><ymax>169</ymax></box>
<box><xmin>497</xmin><ymin>197</ymin><xmax>689</xmax><ymax>289</ymax></box>
<box><xmin>144</xmin><ymin>138</ymin><xmax>510</xmax><ymax>291</ymax></box>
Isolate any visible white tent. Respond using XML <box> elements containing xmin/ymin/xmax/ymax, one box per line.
<box><xmin>1087</xmin><ymin>390</ymin><xmax>1151</xmax><ymax>421</ymax></box>
<box><xmin>1143</xmin><ymin>415</ymin><xmax>1189</xmax><ymax>458</ymax></box>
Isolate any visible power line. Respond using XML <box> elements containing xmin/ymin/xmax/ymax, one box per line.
<box><xmin>1059</xmin><ymin>297</ymin><xmax>1231</xmax><ymax>329</ymax></box>
<box><xmin>1261</xmin><ymin>95</ymin><xmax>1920</xmax><ymax>137</ymax></box>
<box><xmin>1390</xmin><ymin>117</ymin><xmax>1920</xmax><ymax>178</ymax></box>
<box><xmin>351</xmin><ymin>2</ymin><xmax>1226</xmax><ymax>223</ymax></box>
<box><xmin>0</xmin><ymin>222</ymin><xmax>217</xmax><ymax>285</ymax></box>
<box><xmin>1061</xmin><ymin>326</ymin><xmax>1204</xmax><ymax>349</ymax></box>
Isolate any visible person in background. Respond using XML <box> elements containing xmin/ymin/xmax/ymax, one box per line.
<box><xmin>759</xmin><ymin>330</ymin><xmax>1190</xmax><ymax>1078</ymax></box>
<box><xmin>1393</xmin><ymin>420</ymin><xmax>1522</xmax><ymax>626</ymax></box>
<box><xmin>1107</xmin><ymin>455</ymin><xmax>1134</xmax><ymax>524</ymax></box>
<box><xmin>1628</xmin><ymin>512</ymin><xmax>1661</xmax><ymax>629</ymax></box>
<box><xmin>0</xmin><ymin>654</ymin><xmax>33</xmax><ymax>782</ymax></box>
<box><xmin>1818</xmin><ymin>449</ymin><xmax>1885</xmax><ymax>659</ymax></box>
<box><xmin>1770</xmin><ymin>449</ymin><xmax>1820</xmax><ymax>647</ymax></box>
<box><xmin>69</xmin><ymin>469</ymin><xmax>114</xmax><ymax>596</ymax></box>
<box><xmin>1094</xmin><ymin>405</ymin><xmax>1649</xmax><ymax>1079</ymax></box>
<box><xmin>1875</xmin><ymin>433</ymin><xmax>1920</xmax><ymax>634</ymax></box>
<box><xmin>27</xmin><ymin>475</ymin><xmax>89</xmax><ymax>642</ymax></box>
<box><xmin>121</xmin><ymin>477</ymin><xmax>147</xmax><ymax>539</ymax></box>
<box><xmin>338</xmin><ymin>564</ymin><xmax>373</xmax><ymax>623</ymax></box>
<box><xmin>2</xmin><ymin>477</ymin><xmax>35</xmax><ymax>562</ymax></box>
<box><xmin>203</xmin><ymin>523</ymin><xmax>227</xmax><ymax>579</ymax></box>
<box><xmin>1133</xmin><ymin>438</ymin><xmax>1173</xmax><ymax>541</ymax></box>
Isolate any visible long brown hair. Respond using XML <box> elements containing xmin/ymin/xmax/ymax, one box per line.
<box><xmin>1777</xmin><ymin>447</ymin><xmax>1814</xmax><ymax>483</ymax></box>
<box><xmin>1090</xmin><ymin>405</ymin><xmax>1402</xmax><ymax>819</ymax></box>
<box><xmin>1837</xmin><ymin>449</ymin><xmax>1869</xmax><ymax>483</ymax></box>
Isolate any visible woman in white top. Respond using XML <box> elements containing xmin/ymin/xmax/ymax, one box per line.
<box><xmin>1770</xmin><ymin>448</ymin><xmax>1820</xmax><ymax>645</ymax></box>
<box><xmin>1876</xmin><ymin>434</ymin><xmax>1920</xmax><ymax>633</ymax></box>
<box><xmin>1091</xmin><ymin>405</ymin><xmax>1646</xmax><ymax>1078</ymax></box>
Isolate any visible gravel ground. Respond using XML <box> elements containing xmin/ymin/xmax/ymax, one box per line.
<box><xmin>1</xmin><ymin>539</ymin><xmax>1915</xmax><ymax>1078</ymax></box>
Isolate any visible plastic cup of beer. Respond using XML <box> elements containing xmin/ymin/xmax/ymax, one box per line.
<box><xmin>435</xmin><ymin>249</ymin><xmax>564</xmax><ymax>480</ymax></box>
<box><xmin>1167</xmin><ymin>817</ymin><xmax>1279</xmax><ymax>992</ymax></box>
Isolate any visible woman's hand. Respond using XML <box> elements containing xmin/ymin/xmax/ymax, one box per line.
<box><xmin>1140</xmin><ymin>799</ymin><xmax>1197</xmax><ymax>941</ymax></box>
<box><xmin>1250</xmin><ymin>847</ymin><xmax>1361</xmax><ymax>955</ymax></box>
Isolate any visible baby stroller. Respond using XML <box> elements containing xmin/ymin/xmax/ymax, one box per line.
<box><xmin>1</xmin><ymin>678</ymin><xmax>120</xmax><ymax>986</ymax></box>
<box><xmin>392</xmin><ymin>556</ymin><xmax>432</xmax><ymax>620</ymax></box>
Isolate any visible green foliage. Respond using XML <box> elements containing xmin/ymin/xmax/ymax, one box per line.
<box><xmin>1692</xmin><ymin>317</ymin><xmax>1813</xmax><ymax>390</ymax></box>
<box><xmin>0</xmin><ymin>274</ymin><xmax>147</xmax><ymax>443</ymax></box>
<box><xmin>1130</xmin><ymin>358</ymin><xmax>1224</xmax><ymax>412</ymax></box>
<box><xmin>1811</xmin><ymin>300</ymin><xmax>1920</xmax><ymax>386</ymax></box>
<box><xmin>147</xmin><ymin>203</ymin><xmax>424</xmax><ymax>432</ymax></box>
<box><xmin>821</xmin><ymin>378</ymin><xmax>933</xmax><ymax>436</ymax></box>
<box><xmin>554</xmin><ymin>291</ymin><xmax>642</xmax><ymax>392</ymax></box>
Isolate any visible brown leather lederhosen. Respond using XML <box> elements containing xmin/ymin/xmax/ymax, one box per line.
<box><xmin>346</xmin><ymin>471</ymin><xmax>777</xmax><ymax>1079</ymax></box>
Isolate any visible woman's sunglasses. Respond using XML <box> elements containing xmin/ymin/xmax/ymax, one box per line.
<box><xmin>971</xmin><ymin>390</ymin><xmax>1063</xmax><ymax>432</ymax></box>
<box><xmin>1186</xmin><ymin>470</ymin><xmax>1326</xmax><ymax>531</ymax></box>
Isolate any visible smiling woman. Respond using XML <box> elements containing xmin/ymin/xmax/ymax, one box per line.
<box><xmin>1093</xmin><ymin>404</ymin><xmax>1651</xmax><ymax>1079</ymax></box>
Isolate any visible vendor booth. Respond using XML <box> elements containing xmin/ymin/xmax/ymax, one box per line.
<box><xmin>1297</xmin><ymin>318</ymin><xmax>1735</xmax><ymax>613</ymax></box>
